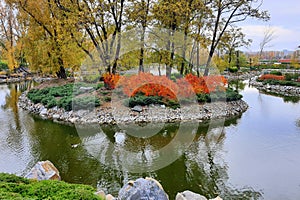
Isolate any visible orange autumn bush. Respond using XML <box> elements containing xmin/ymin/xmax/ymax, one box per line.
<box><xmin>259</xmin><ymin>74</ymin><xmax>285</xmax><ymax>81</ymax></box>
<box><xmin>103</xmin><ymin>73</ymin><xmax>120</xmax><ymax>89</ymax></box>
<box><xmin>178</xmin><ymin>74</ymin><xmax>227</xmax><ymax>97</ymax></box>
<box><xmin>119</xmin><ymin>72</ymin><xmax>178</xmax><ymax>100</ymax></box>
<box><xmin>116</xmin><ymin>73</ymin><xmax>228</xmax><ymax>100</ymax></box>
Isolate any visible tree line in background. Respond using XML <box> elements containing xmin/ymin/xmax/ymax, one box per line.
<box><xmin>0</xmin><ymin>0</ymin><xmax>269</xmax><ymax>78</ymax></box>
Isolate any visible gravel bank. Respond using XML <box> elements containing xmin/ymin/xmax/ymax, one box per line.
<box><xmin>250</xmin><ymin>78</ymin><xmax>300</xmax><ymax>97</ymax></box>
<box><xmin>18</xmin><ymin>92</ymin><xmax>248</xmax><ymax>125</ymax></box>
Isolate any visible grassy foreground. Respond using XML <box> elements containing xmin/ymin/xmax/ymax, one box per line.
<box><xmin>0</xmin><ymin>173</ymin><xmax>103</xmax><ymax>200</ymax></box>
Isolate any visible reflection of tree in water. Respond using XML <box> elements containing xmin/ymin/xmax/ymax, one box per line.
<box><xmin>228</xmin><ymin>79</ymin><xmax>246</xmax><ymax>92</ymax></box>
<box><xmin>184</xmin><ymin>126</ymin><xmax>262</xmax><ymax>200</ymax></box>
<box><xmin>20</xmin><ymin>105</ymin><xmax>261</xmax><ymax>199</ymax></box>
<box><xmin>260</xmin><ymin>91</ymin><xmax>300</xmax><ymax>104</ymax></box>
<box><xmin>3</xmin><ymin>81</ymin><xmax>34</xmax><ymax>130</ymax></box>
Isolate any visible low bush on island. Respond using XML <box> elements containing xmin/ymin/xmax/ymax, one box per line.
<box><xmin>27</xmin><ymin>83</ymin><xmax>102</xmax><ymax>111</ymax></box>
<box><xmin>108</xmin><ymin>73</ymin><xmax>242</xmax><ymax>108</ymax></box>
<box><xmin>0</xmin><ymin>173</ymin><xmax>103</xmax><ymax>200</ymax></box>
<box><xmin>258</xmin><ymin>73</ymin><xmax>300</xmax><ymax>87</ymax></box>
<box><xmin>27</xmin><ymin>73</ymin><xmax>243</xmax><ymax>111</ymax></box>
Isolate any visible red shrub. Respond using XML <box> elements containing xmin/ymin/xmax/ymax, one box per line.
<box><xmin>117</xmin><ymin>73</ymin><xmax>228</xmax><ymax>100</ymax></box>
<box><xmin>103</xmin><ymin>73</ymin><xmax>120</xmax><ymax>89</ymax></box>
<box><xmin>119</xmin><ymin>72</ymin><xmax>178</xmax><ymax>100</ymax></box>
<box><xmin>259</xmin><ymin>74</ymin><xmax>285</xmax><ymax>81</ymax></box>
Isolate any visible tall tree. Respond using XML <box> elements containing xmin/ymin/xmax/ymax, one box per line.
<box><xmin>62</xmin><ymin>0</ymin><xmax>126</xmax><ymax>74</ymax></box>
<box><xmin>0</xmin><ymin>0</ymin><xmax>21</xmax><ymax>70</ymax></box>
<box><xmin>7</xmin><ymin>0</ymin><xmax>84</xmax><ymax>78</ymax></box>
<box><xmin>219</xmin><ymin>26</ymin><xmax>252</xmax><ymax>66</ymax></box>
<box><xmin>203</xmin><ymin>0</ymin><xmax>269</xmax><ymax>76</ymax></box>
<box><xmin>153</xmin><ymin>0</ymin><xmax>187</xmax><ymax>78</ymax></box>
<box><xmin>126</xmin><ymin>0</ymin><xmax>151</xmax><ymax>73</ymax></box>
<box><xmin>259</xmin><ymin>25</ymin><xmax>275</xmax><ymax>59</ymax></box>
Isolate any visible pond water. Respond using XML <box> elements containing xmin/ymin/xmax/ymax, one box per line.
<box><xmin>0</xmin><ymin>81</ymin><xmax>299</xmax><ymax>199</ymax></box>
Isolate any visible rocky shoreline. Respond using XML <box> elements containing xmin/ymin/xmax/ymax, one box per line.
<box><xmin>224</xmin><ymin>71</ymin><xmax>261</xmax><ymax>81</ymax></box>
<box><xmin>250</xmin><ymin>78</ymin><xmax>300</xmax><ymax>97</ymax></box>
<box><xmin>25</xmin><ymin>160</ymin><xmax>222</xmax><ymax>200</ymax></box>
<box><xmin>18</xmin><ymin>92</ymin><xmax>248</xmax><ymax>125</ymax></box>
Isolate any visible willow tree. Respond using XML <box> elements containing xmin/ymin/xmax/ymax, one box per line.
<box><xmin>203</xmin><ymin>0</ymin><xmax>270</xmax><ymax>76</ymax></box>
<box><xmin>0</xmin><ymin>0</ymin><xmax>22</xmax><ymax>70</ymax></box>
<box><xmin>6</xmin><ymin>0</ymin><xmax>84</xmax><ymax>78</ymax></box>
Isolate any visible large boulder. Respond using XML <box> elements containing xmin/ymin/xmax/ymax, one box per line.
<box><xmin>118</xmin><ymin>177</ymin><xmax>169</xmax><ymax>200</ymax></box>
<box><xmin>25</xmin><ymin>160</ymin><xmax>61</xmax><ymax>181</ymax></box>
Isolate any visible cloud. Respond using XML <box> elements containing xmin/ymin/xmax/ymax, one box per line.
<box><xmin>240</xmin><ymin>25</ymin><xmax>300</xmax><ymax>51</ymax></box>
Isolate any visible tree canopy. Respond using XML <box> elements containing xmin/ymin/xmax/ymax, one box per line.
<box><xmin>0</xmin><ymin>0</ymin><xmax>269</xmax><ymax>78</ymax></box>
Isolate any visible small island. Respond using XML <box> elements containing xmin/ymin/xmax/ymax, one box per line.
<box><xmin>18</xmin><ymin>73</ymin><xmax>248</xmax><ymax>125</ymax></box>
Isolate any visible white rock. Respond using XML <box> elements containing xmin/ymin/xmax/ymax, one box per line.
<box><xmin>114</xmin><ymin>132</ymin><xmax>126</xmax><ymax>145</ymax></box>
<box><xmin>176</xmin><ymin>190</ymin><xmax>207</xmax><ymax>200</ymax></box>
<box><xmin>40</xmin><ymin>108</ymin><xmax>48</xmax><ymax>116</ymax></box>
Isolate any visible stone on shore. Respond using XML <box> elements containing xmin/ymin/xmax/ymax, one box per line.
<box><xmin>176</xmin><ymin>191</ymin><xmax>207</xmax><ymax>200</ymax></box>
<box><xmin>118</xmin><ymin>177</ymin><xmax>169</xmax><ymax>200</ymax></box>
<box><xmin>131</xmin><ymin>105</ymin><xmax>143</xmax><ymax>112</ymax></box>
<box><xmin>175</xmin><ymin>190</ymin><xmax>223</xmax><ymax>200</ymax></box>
<box><xmin>25</xmin><ymin>160</ymin><xmax>61</xmax><ymax>181</ymax></box>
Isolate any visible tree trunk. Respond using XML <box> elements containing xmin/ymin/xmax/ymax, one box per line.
<box><xmin>204</xmin><ymin>51</ymin><xmax>213</xmax><ymax>76</ymax></box>
<box><xmin>56</xmin><ymin>66</ymin><xmax>67</xmax><ymax>79</ymax></box>
<box><xmin>196</xmin><ymin>43</ymin><xmax>200</xmax><ymax>77</ymax></box>
<box><xmin>139</xmin><ymin>26</ymin><xmax>145</xmax><ymax>73</ymax></box>
<box><xmin>180</xmin><ymin>33</ymin><xmax>188</xmax><ymax>75</ymax></box>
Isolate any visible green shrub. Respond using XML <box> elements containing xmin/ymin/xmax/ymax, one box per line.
<box><xmin>197</xmin><ymin>93</ymin><xmax>210</xmax><ymax>103</ymax></box>
<box><xmin>27</xmin><ymin>83</ymin><xmax>103</xmax><ymax>111</ymax></box>
<box><xmin>270</xmin><ymin>70</ymin><xmax>282</xmax><ymax>76</ymax></box>
<box><xmin>83</xmin><ymin>74</ymin><xmax>100</xmax><ymax>83</ymax></box>
<box><xmin>197</xmin><ymin>89</ymin><xmax>242</xmax><ymax>102</ymax></box>
<box><xmin>41</xmin><ymin>96</ymin><xmax>55</xmax><ymax>106</ymax></box>
<box><xmin>125</xmin><ymin>95</ymin><xmax>163</xmax><ymax>107</ymax></box>
<box><xmin>46</xmin><ymin>99</ymin><xmax>57</xmax><ymax>108</ymax></box>
<box><xmin>73</xmin><ymin>96</ymin><xmax>101</xmax><ymax>111</ymax></box>
<box><xmin>58</xmin><ymin>96</ymin><xmax>73</xmax><ymax>111</ymax></box>
<box><xmin>170</xmin><ymin>73</ymin><xmax>182</xmax><ymax>81</ymax></box>
<box><xmin>285</xmin><ymin>73</ymin><xmax>299</xmax><ymax>81</ymax></box>
<box><xmin>228</xmin><ymin>66</ymin><xmax>238</xmax><ymax>73</ymax></box>
<box><xmin>0</xmin><ymin>173</ymin><xmax>103</xmax><ymax>200</ymax></box>
<box><xmin>165</xmin><ymin>99</ymin><xmax>180</xmax><ymax>109</ymax></box>
<box><xmin>0</xmin><ymin>61</ymin><xmax>8</xmax><ymax>71</ymax></box>
<box><xmin>260</xmin><ymin>79</ymin><xmax>300</xmax><ymax>87</ymax></box>
<box><xmin>225</xmin><ymin>88</ymin><xmax>243</xmax><ymax>101</ymax></box>
<box><xmin>104</xmin><ymin>96</ymin><xmax>111</xmax><ymax>102</ymax></box>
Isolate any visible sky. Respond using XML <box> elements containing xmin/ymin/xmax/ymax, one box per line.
<box><xmin>238</xmin><ymin>0</ymin><xmax>300</xmax><ymax>52</ymax></box>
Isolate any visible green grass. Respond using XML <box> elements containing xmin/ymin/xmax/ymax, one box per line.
<box><xmin>0</xmin><ymin>173</ymin><xmax>103</xmax><ymax>200</ymax></box>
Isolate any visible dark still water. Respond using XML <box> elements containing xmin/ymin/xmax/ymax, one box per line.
<box><xmin>0</xmin><ymin>81</ymin><xmax>299</xmax><ymax>199</ymax></box>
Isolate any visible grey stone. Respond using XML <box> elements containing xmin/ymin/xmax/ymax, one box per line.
<box><xmin>131</xmin><ymin>105</ymin><xmax>143</xmax><ymax>112</ymax></box>
<box><xmin>79</xmin><ymin>86</ymin><xmax>94</xmax><ymax>92</ymax></box>
<box><xmin>25</xmin><ymin>160</ymin><xmax>61</xmax><ymax>181</ymax></box>
<box><xmin>52</xmin><ymin>114</ymin><xmax>60</xmax><ymax>120</ymax></box>
<box><xmin>118</xmin><ymin>177</ymin><xmax>168</xmax><ymax>200</ymax></box>
<box><xmin>176</xmin><ymin>191</ymin><xmax>207</xmax><ymax>200</ymax></box>
<box><xmin>40</xmin><ymin>108</ymin><xmax>48</xmax><ymax>116</ymax></box>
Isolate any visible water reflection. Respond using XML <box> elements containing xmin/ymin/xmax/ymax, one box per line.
<box><xmin>228</xmin><ymin>80</ymin><xmax>247</xmax><ymax>92</ymax></box>
<box><xmin>0</xmin><ymin>82</ymin><xmax>299</xmax><ymax>199</ymax></box>
<box><xmin>0</xmin><ymin>82</ymin><xmax>35</xmax><ymax>174</ymax></box>
<box><xmin>260</xmin><ymin>91</ymin><xmax>300</xmax><ymax>103</ymax></box>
